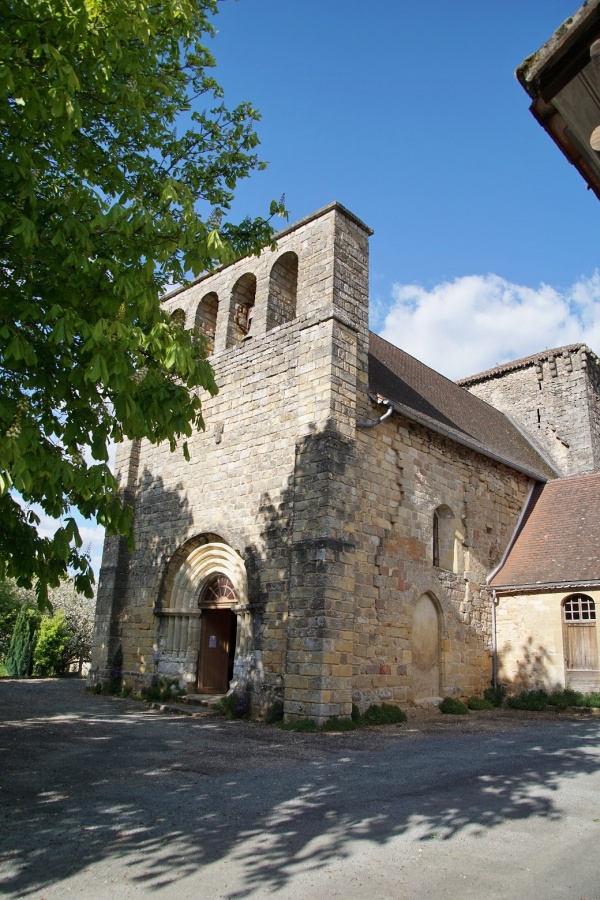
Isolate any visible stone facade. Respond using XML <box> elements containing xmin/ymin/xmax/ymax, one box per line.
<box><xmin>459</xmin><ymin>346</ymin><xmax>600</xmax><ymax>477</ymax></box>
<box><xmin>91</xmin><ymin>202</ymin><xmax>595</xmax><ymax>722</ymax></box>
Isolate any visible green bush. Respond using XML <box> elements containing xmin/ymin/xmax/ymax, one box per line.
<box><xmin>439</xmin><ymin>697</ymin><xmax>469</xmax><ymax>715</ymax></box>
<box><xmin>548</xmin><ymin>689</ymin><xmax>580</xmax><ymax>710</ymax></box>
<box><xmin>33</xmin><ymin>612</ymin><xmax>70</xmax><ymax>676</ymax></box>
<box><xmin>506</xmin><ymin>689</ymin><xmax>549</xmax><ymax>711</ymax></box>
<box><xmin>577</xmin><ymin>692</ymin><xmax>600</xmax><ymax>708</ymax></box>
<box><xmin>467</xmin><ymin>696</ymin><xmax>494</xmax><ymax>710</ymax></box>
<box><xmin>359</xmin><ymin>703</ymin><xmax>407</xmax><ymax>725</ymax></box>
<box><xmin>483</xmin><ymin>685</ymin><xmax>506</xmax><ymax>708</ymax></box>
<box><xmin>6</xmin><ymin>606</ymin><xmax>40</xmax><ymax>677</ymax></box>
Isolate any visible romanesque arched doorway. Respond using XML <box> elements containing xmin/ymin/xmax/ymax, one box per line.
<box><xmin>412</xmin><ymin>593</ymin><xmax>441</xmax><ymax>700</ymax></box>
<box><xmin>156</xmin><ymin>536</ymin><xmax>250</xmax><ymax>693</ymax></box>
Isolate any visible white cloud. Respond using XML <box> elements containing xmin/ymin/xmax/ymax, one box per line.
<box><xmin>379</xmin><ymin>272</ymin><xmax>600</xmax><ymax>380</ymax></box>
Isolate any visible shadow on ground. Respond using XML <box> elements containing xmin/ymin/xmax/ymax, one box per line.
<box><xmin>1</xmin><ymin>679</ymin><xmax>600</xmax><ymax>896</ymax></box>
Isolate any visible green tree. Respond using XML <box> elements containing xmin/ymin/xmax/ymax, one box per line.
<box><xmin>0</xmin><ymin>579</ymin><xmax>35</xmax><ymax>660</ymax></box>
<box><xmin>5</xmin><ymin>604</ymin><xmax>40</xmax><ymax>677</ymax></box>
<box><xmin>33</xmin><ymin>610</ymin><xmax>70</xmax><ymax>676</ymax></box>
<box><xmin>0</xmin><ymin>0</ymin><xmax>285</xmax><ymax>605</ymax></box>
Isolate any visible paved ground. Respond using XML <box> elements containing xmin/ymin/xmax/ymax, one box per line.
<box><xmin>1</xmin><ymin>679</ymin><xmax>600</xmax><ymax>899</ymax></box>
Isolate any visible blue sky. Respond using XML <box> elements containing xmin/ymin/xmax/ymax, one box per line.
<box><xmin>68</xmin><ymin>1</ymin><xmax>600</xmax><ymax>574</ymax></box>
<box><xmin>209</xmin><ymin>0</ymin><xmax>600</xmax><ymax>376</ymax></box>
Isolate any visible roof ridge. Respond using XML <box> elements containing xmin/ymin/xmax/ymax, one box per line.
<box><xmin>457</xmin><ymin>343</ymin><xmax>591</xmax><ymax>385</ymax></box>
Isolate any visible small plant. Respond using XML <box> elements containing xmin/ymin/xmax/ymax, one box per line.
<box><xmin>119</xmin><ymin>683</ymin><xmax>132</xmax><ymax>698</ymax></box>
<box><xmin>93</xmin><ymin>682</ymin><xmax>102</xmax><ymax>695</ymax></box>
<box><xmin>467</xmin><ymin>696</ymin><xmax>494</xmax><ymax>710</ymax></box>
<box><xmin>439</xmin><ymin>697</ymin><xmax>469</xmax><ymax>715</ymax></box>
<box><xmin>351</xmin><ymin>703</ymin><xmax>361</xmax><ymax>722</ymax></box>
<box><xmin>483</xmin><ymin>685</ymin><xmax>506</xmax><ymax>708</ymax></box>
<box><xmin>141</xmin><ymin>676</ymin><xmax>184</xmax><ymax>703</ymax></box>
<box><xmin>211</xmin><ymin>690</ymin><xmax>251</xmax><ymax>719</ymax></box>
<box><xmin>265</xmin><ymin>700</ymin><xmax>284</xmax><ymax>724</ymax></box>
<box><xmin>506</xmin><ymin>689</ymin><xmax>549</xmax><ymax>711</ymax></box>
<box><xmin>359</xmin><ymin>703</ymin><xmax>407</xmax><ymax>725</ymax></box>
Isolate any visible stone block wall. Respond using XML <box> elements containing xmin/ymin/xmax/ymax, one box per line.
<box><xmin>352</xmin><ymin>411</ymin><xmax>531</xmax><ymax>709</ymax></box>
<box><xmin>462</xmin><ymin>346</ymin><xmax>600</xmax><ymax>476</ymax></box>
<box><xmin>90</xmin><ymin>203</ymin><xmax>372</xmax><ymax>723</ymax></box>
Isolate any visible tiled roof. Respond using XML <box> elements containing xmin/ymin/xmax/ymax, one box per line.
<box><xmin>490</xmin><ymin>472</ymin><xmax>600</xmax><ymax>589</ymax></box>
<box><xmin>457</xmin><ymin>344</ymin><xmax>588</xmax><ymax>386</ymax></box>
<box><xmin>368</xmin><ymin>333</ymin><xmax>557</xmax><ymax>480</ymax></box>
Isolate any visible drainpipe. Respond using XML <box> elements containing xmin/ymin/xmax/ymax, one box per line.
<box><xmin>357</xmin><ymin>399</ymin><xmax>393</xmax><ymax>428</ymax></box>
<box><xmin>491</xmin><ymin>589</ymin><xmax>498</xmax><ymax>691</ymax></box>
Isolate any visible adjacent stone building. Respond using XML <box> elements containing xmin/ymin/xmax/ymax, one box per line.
<box><xmin>90</xmin><ymin>202</ymin><xmax>600</xmax><ymax>721</ymax></box>
<box><xmin>491</xmin><ymin>473</ymin><xmax>600</xmax><ymax>693</ymax></box>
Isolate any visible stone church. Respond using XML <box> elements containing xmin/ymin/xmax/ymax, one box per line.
<box><xmin>91</xmin><ymin>202</ymin><xmax>600</xmax><ymax>722</ymax></box>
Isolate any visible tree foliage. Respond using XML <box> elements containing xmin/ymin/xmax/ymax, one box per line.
<box><xmin>0</xmin><ymin>0</ymin><xmax>284</xmax><ymax>604</ymax></box>
<box><xmin>5</xmin><ymin>604</ymin><xmax>40</xmax><ymax>676</ymax></box>
<box><xmin>0</xmin><ymin>578</ymin><xmax>36</xmax><ymax>659</ymax></box>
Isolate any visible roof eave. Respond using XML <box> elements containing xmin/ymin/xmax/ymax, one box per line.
<box><xmin>382</xmin><ymin>398</ymin><xmax>551</xmax><ymax>482</ymax></box>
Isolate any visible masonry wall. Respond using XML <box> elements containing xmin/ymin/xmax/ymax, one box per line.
<box><xmin>463</xmin><ymin>347</ymin><xmax>600</xmax><ymax>477</ymax></box>
<box><xmin>91</xmin><ymin>203</ymin><xmax>371</xmax><ymax>723</ymax></box>
<box><xmin>352</xmin><ymin>412</ymin><xmax>532</xmax><ymax>708</ymax></box>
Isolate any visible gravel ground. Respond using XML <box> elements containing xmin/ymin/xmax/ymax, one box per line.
<box><xmin>1</xmin><ymin>678</ymin><xmax>600</xmax><ymax>899</ymax></box>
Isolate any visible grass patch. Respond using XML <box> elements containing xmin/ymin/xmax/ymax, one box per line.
<box><xmin>439</xmin><ymin>697</ymin><xmax>468</xmax><ymax>715</ymax></box>
<box><xmin>322</xmin><ymin>717</ymin><xmax>358</xmax><ymax>732</ymax></box>
<box><xmin>275</xmin><ymin>702</ymin><xmax>407</xmax><ymax>732</ymax></box>
<box><xmin>277</xmin><ymin>718</ymin><xmax>318</xmax><ymax>732</ymax></box>
<box><xmin>467</xmin><ymin>696</ymin><xmax>494</xmax><ymax>710</ymax></box>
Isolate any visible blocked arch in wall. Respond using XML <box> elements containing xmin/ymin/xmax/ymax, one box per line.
<box><xmin>412</xmin><ymin>592</ymin><xmax>442</xmax><ymax>701</ymax></box>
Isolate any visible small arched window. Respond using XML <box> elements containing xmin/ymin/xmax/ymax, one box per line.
<box><xmin>267</xmin><ymin>251</ymin><xmax>298</xmax><ymax>330</ymax></box>
<box><xmin>563</xmin><ymin>594</ymin><xmax>596</xmax><ymax>622</ymax></box>
<box><xmin>194</xmin><ymin>291</ymin><xmax>219</xmax><ymax>355</ymax></box>
<box><xmin>226</xmin><ymin>273</ymin><xmax>256</xmax><ymax>348</ymax></box>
